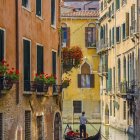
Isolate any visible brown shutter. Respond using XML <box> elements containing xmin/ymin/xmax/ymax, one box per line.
<box><xmin>25</xmin><ymin>111</ymin><xmax>31</xmax><ymax>140</ymax></box>
<box><xmin>85</xmin><ymin>27</ymin><xmax>88</xmax><ymax>47</ymax></box>
<box><xmin>66</xmin><ymin>27</ymin><xmax>70</xmax><ymax>47</ymax></box>
<box><xmin>78</xmin><ymin>74</ymin><xmax>81</xmax><ymax>88</ymax></box>
<box><xmin>90</xmin><ymin>74</ymin><xmax>95</xmax><ymax>88</ymax></box>
<box><xmin>126</xmin><ymin>12</ymin><xmax>129</xmax><ymax>37</ymax></box>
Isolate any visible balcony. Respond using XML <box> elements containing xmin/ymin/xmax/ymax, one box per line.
<box><xmin>118</xmin><ymin>80</ymin><xmax>136</xmax><ymax>99</ymax></box>
<box><xmin>96</xmin><ymin>38</ymin><xmax>109</xmax><ymax>53</ymax></box>
<box><xmin>98</xmin><ymin>65</ymin><xmax>108</xmax><ymax>77</ymax></box>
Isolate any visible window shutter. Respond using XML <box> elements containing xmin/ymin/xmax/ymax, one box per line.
<box><xmin>37</xmin><ymin>46</ymin><xmax>43</xmax><ymax>74</ymax></box>
<box><xmin>78</xmin><ymin>74</ymin><xmax>81</xmax><ymax>88</ymax></box>
<box><xmin>51</xmin><ymin>0</ymin><xmax>55</xmax><ymax>25</ymax></box>
<box><xmin>126</xmin><ymin>13</ymin><xmax>129</xmax><ymax>37</ymax></box>
<box><xmin>66</xmin><ymin>27</ymin><xmax>70</xmax><ymax>47</ymax></box>
<box><xmin>85</xmin><ymin>27</ymin><xmax>88</xmax><ymax>47</ymax></box>
<box><xmin>22</xmin><ymin>0</ymin><xmax>27</xmax><ymax>7</ymax></box>
<box><xmin>0</xmin><ymin>113</ymin><xmax>3</xmax><ymax>140</ymax></box>
<box><xmin>0</xmin><ymin>30</ymin><xmax>4</xmax><ymax>61</ymax></box>
<box><xmin>107</xmin><ymin>69</ymin><xmax>112</xmax><ymax>91</ymax></box>
<box><xmin>25</xmin><ymin>111</ymin><xmax>31</xmax><ymax>140</ymax></box>
<box><xmin>24</xmin><ymin>40</ymin><xmax>30</xmax><ymax>91</ymax></box>
<box><xmin>52</xmin><ymin>51</ymin><xmax>56</xmax><ymax>75</ymax></box>
<box><xmin>112</xmin><ymin>27</ymin><xmax>114</xmax><ymax>45</ymax></box>
<box><xmin>90</xmin><ymin>74</ymin><xmax>95</xmax><ymax>88</ymax></box>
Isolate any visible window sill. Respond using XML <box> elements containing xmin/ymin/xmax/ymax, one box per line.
<box><xmin>23</xmin><ymin>91</ymin><xmax>32</xmax><ymax>95</ymax></box>
<box><xmin>51</xmin><ymin>24</ymin><xmax>56</xmax><ymax>29</ymax></box>
<box><xmin>116</xmin><ymin>41</ymin><xmax>121</xmax><ymax>44</ymax></box>
<box><xmin>22</xmin><ymin>6</ymin><xmax>31</xmax><ymax>13</ymax></box>
<box><xmin>116</xmin><ymin>9</ymin><xmax>120</xmax><ymax>13</ymax></box>
<box><xmin>36</xmin><ymin>15</ymin><xmax>44</xmax><ymax>21</ymax></box>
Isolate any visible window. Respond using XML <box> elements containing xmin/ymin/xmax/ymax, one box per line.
<box><xmin>73</xmin><ymin>101</ymin><xmax>82</xmax><ymax>113</ymax></box>
<box><xmin>112</xmin><ymin>27</ymin><xmax>114</xmax><ymax>45</ymax></box>
<box><xmin>22</xmin><ymin>0</ymin><xmax>30</xmax><ymax>9</ymax></box>
<box><xmin>126</xmin><ymin>12</ymin><xmax>129</xmax><ymax>37</ymax></box>
<box><xmin>116</xmin><ymin>0</ymin><xmax>120</xmax><ymax>10</ymax></box>
<box><xmin>25</xmin><ymin>111</ymin><xmax>31</xmax><ymax>140</ymax></box>
<box><xmin>0</xmin><ymin>29</ymin><xmax>4</xmax><ymax>61</ymax></box>
<box><xmin>52</xmin><ymin>51</ymin><xmax>56</xmax><ymax>76</ymax></box>
<box><xmin>37</xmin><ymin>45</ymin><xmax>43</xmax><ymax>74</ymax></box>
<box><xmin>109</xmin><ymin>6</ymin><xmax>111</xmax><ymax>18</ymax></box>
<box><xmin>113</xmin><ymin>100</ymin><xmax>115</xmax><ymax>117</ymax></box>
<box><xmin>101</xmin><ymin>1</ymin><xmax>103</xmax><ymax>11</ymax></box>
<box><xmin>37</xmin><ymin>116</ymin><xmax>44</xmax><ymax>140</ymax></box>
<box><xmin>61</xmin><ymin>27</ymin><xmax>70</xmax><ymax>47</ymax></box>
<box><xmin>131</xmin><ymin>4</ymin><xmax>136</xmax><ymax>34</ymax></box>
<box><xmin>113</xmin><ymin>67</ymin><xmax>115</xmax><ymax>91</ymax></box>
<box><xmin>110</xmin><ymin>100</ymin><xmax>112</xmax><ymax>116</ymax></box>
<box><xmin>23</xmin><ymin>39</ymin><xmax>31</xmax><ymax>91</ymax></box>
<box><xmin>109</xmin><ymin>29</ymin><xmax>111</xmax><ymax>47</ymax></box>
<box><xmin>104</xmin><ymin>0</ymin><xmax>107</xmax><ymax>8</ymax></box>
<box><xmin>36</xmin><ymin>0</ymin><xmax>42</xmax><ymax>17</ymax></box>
<box><xmin>116</xmin><ymin>26</ymin><xmax>121</xmax><ymax>43</ymax></box>
<box><xmin>78</xmin><ymin>62</ymin><xmax>94</xmax><ymax>88</ymax></box>
<box><xmin>122</xmin><ymin>23</ymin><xmax>126</xmax><ymax>40</ymax></box>
<box><xmin>118</xmin><ymin>59</ymin><xmax>121</xmax><ymax>87</ymax></box>
<box><xmin>51</xmin><ymin>0</ymin><xmax>56</xmax><ymax>25</ymax></box>
<box><xmin>107</xmin><ymin>69</ymin><xmax>112</xmax><ymax>91</ymax></box>
<box><xmin>111</xmin><ymin>3</ymin><xmax>114</xmax><ymax>16</ymax></box>
<box><xmin>123</xmin><ymin>57</ymin><xmax>126</xmax><ymax>81</ymax></box>
<box><xmin>123</xmin><ymin>101</ymin><xmax>126</xmax><ymax>120</ymax></box>
<box><xmin>85</xmin><ymin>27</ymin><xmax>96</xmax><ymax>48</ymax></box>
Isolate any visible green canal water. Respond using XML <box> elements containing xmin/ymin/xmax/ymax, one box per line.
<box><xmin>62</xmin><ymin>124</ymin><xmax>135</xmax><ymax>140</ymax></box>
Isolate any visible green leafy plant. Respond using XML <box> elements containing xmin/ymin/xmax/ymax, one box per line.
<box><xmin>46</xmin><ymin>75</ymin><xmax>56</xmax><ymax>85</ymax></box>
<box><xmin>5</xmin><ymin>69</ymin><xmax>19</xmax><ymax>81</ymax></box>
<box><xmin>34</xmin><ymin>73</ymin><xmax>47</xmax><ymax>84</ymax></box>
<box><xmin>0</xmin><ymin>60</ymin><xmax>9</xmax><ymax>76</ymax></box>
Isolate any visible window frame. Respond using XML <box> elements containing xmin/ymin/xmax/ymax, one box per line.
<box><xmin>73</xmin><ymin>100</ymin><xmax>82</xmax><ymax>114</ymax></box>
<box><xmin>25</xmin><ymin>110</ymin><xmax>32</xmax><ymax>140</ymax></box>
<box><xmin>36</xmin><ymin>44</ymin><xmax>44</xmax><ymax>74</ymax></box>
<box><xmin>51</xmin><ymin>0</ymin><xmax>56</xmax><ymax>28</ymax></box>
<box><xmin>22</xmin><ymin>0</ymin><xmax>30</xmax><ymax>11</ymax></box>
<box><xmin>122</xmin><ymin>23</ymin><xmax>126</xmax><ymax>40</ymax></box>
<box><xmin>116</xmin><ymin>26</ymin><xmax>121</xmax><ymax>43</ymax></box>
<box><xmin>23</xmin><ymin>38</ymin><xmax>31</xmax><ymax>92</ymax></box>
<box><xmin>0</xmin><ymin>28</ymin><xmax>6</xmax><ymax>61</ymax></box>
<box><xmin>123</xmin><ymin>101</ymin><xmax>126</xmax><ymax>120</ymax></box>
<box><xmin>52</xmin><ymin>50</ymin><xmax>57</xmax><ymax>76</ymax></box>
<box><xmin>36</xmin><ymin>0</ymin><xmax>42</xmax><ymax>18</ymax></box>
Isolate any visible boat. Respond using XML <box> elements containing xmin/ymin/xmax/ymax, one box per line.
<box><xmin>64</xmin><ymin>125</ymin><xmax>101</xmax><ymax>140</ymax></box>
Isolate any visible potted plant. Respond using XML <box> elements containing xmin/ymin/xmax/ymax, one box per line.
<box><xmin>0</xmin><ymin>60</ymin><xmax>19</xmax><ymax>90</ymax></box>
<box><xmin>46</xmin><ymin>75</ymin><xmax>56</xmax><ymax>86</ymax></box>
<box><xmin>62</xmin><ymin>77</ymin><xmax>71</xmax><ymax>88</ymax></box>
<box><xmin>34</xmin><ymin>73</ymin><xmax>48</xmax><ymax>92</ymax></box>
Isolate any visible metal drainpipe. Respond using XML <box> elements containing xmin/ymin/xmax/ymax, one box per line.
<box><xmin>15</xmin><ymin>0</ymin><xmax>19</xmax><ymax>104</ymax></box>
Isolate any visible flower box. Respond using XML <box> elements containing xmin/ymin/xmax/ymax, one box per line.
<box><xmin>30</xmin><ymin>81</ymin><xmax>37</xmax><ymax>92</ymax></box>
<box><xmin>0</xmin><ymin>76</ymin><xmax>13</xmax><ymax>91</ymax></box>
<box><xmin>36</xmin><ymin>83</ymin><xmax>48</xmax><ymax>93</ymax></box>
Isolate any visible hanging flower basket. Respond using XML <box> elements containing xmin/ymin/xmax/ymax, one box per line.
<box><xmin>62</xmin><ymin>78</ymin><xmax>71</xmax><ymax>88</ymax></box>
<box><xmin>62</xmin><ymin>46</ymin><xmax>83</xmax><ymax>72</ymax></box>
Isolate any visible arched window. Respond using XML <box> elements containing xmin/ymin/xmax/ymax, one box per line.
<box><xmin>61</xmin><ymin>23</ymin><xmax>70</xmax><ymax>47</ymax></box>
<box><xmin>78</xmin><ymin>62</ymin><xmax>94</xmax><ymax>88</ymax></box>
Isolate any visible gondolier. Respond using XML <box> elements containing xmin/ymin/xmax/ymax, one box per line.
<box><xmin>79</xmin><ymin>111</ymin><xmax>87</xmax><ymax>138</ymax></box>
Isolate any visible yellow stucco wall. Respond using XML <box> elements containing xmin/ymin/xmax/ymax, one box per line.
<box><xmin>61</xmin><ymin>18</ymin><xmax>100</xmax><ymax>122</ymax></box>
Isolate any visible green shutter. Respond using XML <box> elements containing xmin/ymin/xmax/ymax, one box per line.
<box><xmin>112</xmin><ymin>27</ymin><xmax>114</xmax><ymax>45</ymax></box>
<box><xmin>51</xmin><ymin>0</ymin><xmax>55</xmax><ymax>25</ymax></box>
<box><xmin>107</xmin><ymin>68</ymin><xmax>112</xmax><ymax>91</ymax></box>
<box><xmin>0</xmin><ymin>30</ymin><xmax>4</xmax><ymax>61</ymax></box>
<box><xmin>22</xmin><ymin>0</ymin><xmax>27</xmax><ymax>7</ymax></box>
<box><xmin>24</xmin><ymin>40</ymin><xmax>30</xmax><ymax>91</ymax></box>
<box><xmin>52</xmin><ymin>51</ymin><xmax>56</xmax><ymax>75</ymax></box>
<box><xmin>66</xmin><ymin>27</ymin><xmax>70</xmax><ymax>47</ymax></box>
<box><xmin>37</xmin><ymin>46</ymin><xmax>43</xmax><ymax>74</ymax></box>
<box><xmin>36</xmin><ymin>0</ymin><xmax>41</xmax><ymax>16</ymax></box>
<box><xmin>126</xmin><ymin>13</ymin><xmax>129</xmax><ymax>37</ymax></box>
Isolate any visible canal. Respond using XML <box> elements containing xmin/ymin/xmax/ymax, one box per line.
<box><xmin>62</xmin><ymin>124</ymin><xmax>135</xmax><ymax>140</ymax></box>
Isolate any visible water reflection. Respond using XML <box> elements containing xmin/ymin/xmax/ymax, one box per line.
<box><xmin>62</xmin><ymin>124</ymin><xmax>135</xmax><ymax>140</ymax></box>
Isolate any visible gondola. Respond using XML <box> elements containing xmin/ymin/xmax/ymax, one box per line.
<box><xmin>64</xmin><ymin>125</ymin><xmax>101</xmax><ymax>140</ymax></box>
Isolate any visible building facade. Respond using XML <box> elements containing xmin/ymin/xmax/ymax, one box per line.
<box><xmin>0</xmin><ymin>0</ymin><xmax>62</xmax><ymax>140</ymax></box>
<box><xmin>61</xmin><ymin>1</ymin><xmax>100</xmax><ymax>124</ymax></box>
<box><xmin>97</xmin><ymin>0</ymin><xmax>138</xmax><ymax>135</ymax></box>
